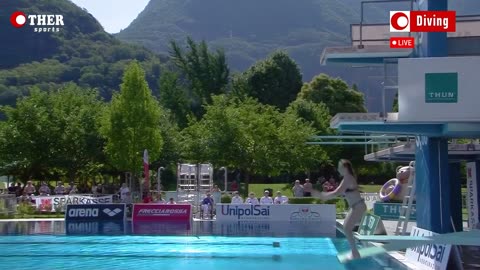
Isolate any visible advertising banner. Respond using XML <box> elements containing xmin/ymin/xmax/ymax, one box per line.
<box><xmin>360</xmin><ymin>193</ymin><xmax>380</xmax><ymax>210</ymax></box>
<box><xmin>215</xmin><ymin>204</ymin><xmax>336</xmax><ymax>223</ymax></box>
<box><xmin>373</xmin><ymin>202</ymin><xmax>416</xmax><ymax>220</ymax></box>
<box><xmin>405</xmin><ymin>226</ymin><xmax>452</xmax><ymax>270</ymax></box>
<box><xmin>65</xmin><ymin>203</ymin><xmax>126</xmax><ymax>221</ymax></box>
<box><xmin>132</xmin><ymin>203</ymin><xmax>192</xmax><ymax>222</ymax></box>
<box><xmin>358</xmin><ymin>213</ymin><xmax>381</xmax><ymax>235</ymax></box>
<box><xmin>35</xmin><ymin>195</ymin><xmax>114</xmax><ymax>212</ymax></box>
<box><xmin>466</xmin><ymin>162</ymin><xmax>479</xmax><ymax>229</ymax></box>
<box><xmin>398</xmin><ymin>57</ymin><xmax>480</xmax><ymax>122</ymax></box>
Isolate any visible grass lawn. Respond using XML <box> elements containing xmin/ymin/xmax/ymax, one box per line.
<box><xmin>249</xmin><ymin>184</ymin><xmax>293</xmax><ymax>197</ymax></box>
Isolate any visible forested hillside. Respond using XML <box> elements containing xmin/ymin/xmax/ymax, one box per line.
<box><xmin>0</xmin><ymin>0</ymin><xmax>165</xmax><ymax>107</ymax></box>
<box><xmin>116</xmin><ymin>0</ymin><xmax>480</xmax><ymax>112</ymax></box>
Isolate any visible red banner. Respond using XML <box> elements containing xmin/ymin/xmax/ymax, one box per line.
<box><xmin>132</xmin><ymin>204</ymin><xmax>192</xmax><ymax>222</ymax></box>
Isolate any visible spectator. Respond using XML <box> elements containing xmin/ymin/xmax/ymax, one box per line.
<box><xmin>201</xmin><ymin>193</ymin><xmax>215</xmax><ymax>219</ymax></box>
<box><xmin>96</xmin><ymin>184</ymin><xmax>103</xmax><ymax>195</ymax></box>
<box><xmin>8</xmin><ymin>183</ymin><xmax>16</xmax><ymax>195</ymax></box>
<box><xmin>292</xmin><ymin>180</ymin><xmax>304</xmax><ymax>197</ymax></box>
<box><xmin>91</xmin><ymin>183</ymin><xmax>98</xmax><ymax>195</ymax></box>
<box><xmin>167</xmin><ymin>197</ymin><xmax>176</xmax><ymax>204</ymax></box>
<box><xmin>211</xmin><ymin>184</ymin><xmax>222</xmax><ymax>206</ymax></box>
<box><xmin>230</xmin><ymin>181</ymin><xmax>238</xmax><ymax>191</ymax></box>
<box><xmin>154</xmin><ymin>194</ymin><xmax>165</xmax><ymax>204</ymax></box>
<box><xmin>245</xmin><ymin>192</ymin><xmax>259</xmax><ymax>205</ymax></box>
<box><xmin>24</xmin><ymin>181</ymin><xmax>36</xmax><ymax>196</ymax></box>
<box><xmin>323</xmin><ymin>177</ymin><xmax>337</xmax><ymax>192</ymax></box>
<box><xmin>54</xmin><ymin>182</ymin><xmax>65</xmax><ymax>195</ymax></box>
<box><xmin>230</xmin><ymin>191</ymin><xmax>243</xmax><ymax>204</ymax></box>
<box><xmin>123</xmin><ymin>191</ymin><xmax>133</xmax><ymax>204</ymax></box>
<box><xmin>274</xmin><ymin>191</ymin><xmax>289</xmax><ymax>204</ymax></box>
<box><xmin>69</xmin><ymin>185</ymin><xmax>78</xmax><ymax>194</ymax></box>
<box><xmin>15</xmin><ymin>183</ymin><xmax>23</xmax><ymax>197</ymax></box>
<box><xmin>303</xmin><ymin>178</ymin><xmax>313</xmax><ymax>197</ymax></box>
<box><xmin>142</xmin><ymin>192</ymin><xmax>153</xmax><ymax>203</ymax></box>
<box><xmin>39</xmin><ymin>182</ymin><xmax>51</xmax><ymax>195</ymax></box>
<box><xmin>260</xmin><ymin>190</ymin><xmax>273</xmax><ymax>204</ymax></box>
<box><xmin>119</xmin><ymin>183</ymin><xmax>130</xmax><ymax>202</ymax></box>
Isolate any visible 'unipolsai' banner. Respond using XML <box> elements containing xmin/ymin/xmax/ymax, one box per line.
<box><xmin>34</xmin><ymin>195</ymin><xmax>114</xmax><ymax>212</ymax></box>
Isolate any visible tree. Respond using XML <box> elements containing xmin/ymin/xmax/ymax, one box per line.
<box><xmin>0</xmin><ymin>85</ymin><xmax>105</xmax><ymax>182</ymax></box>
<box><xmin>234</xmin><ymin>51</ymin><xmax>303</xmax><ymax>110</ymax></box>
<box><xmin>169</xmin><ymin>37</ymin><xmax>229</xmax><ymax>117</ymax></box>
<box><xmin>286</xmin><ymin>99</ymin><xmax>331</xmax><ymax>133</ymax></box>
<box><xmin>100</xmin><ymin>61</ymin><xmax>163</xmax><ymax>175</ymax></box>
<box><xmin>48</xmin><ymin>84</ymin><xmax>106</xmax><ymax>182</ymax></box>
<box><xmin>0</xmin><ymin>89</ymin><xmax>57</xmax><ymax>181</ymax></box>
<box><xmin>297</xmin><ymin>73</ymin><xmax>367</xmax><ymax>115</ymax></box>
<box><xmin>181</xmin><ymin>95</ymin><xmax>328</xmax><ymax>183</ymax></box>
<box><xmin>392</xmin><ymin>93</ymin><xmax>399</xmax><ymax>112</ymax></box>
<box><xmin>158</xmin><ymin>67</ymin><xmax>190</xmax><ymax>128</ymax></box>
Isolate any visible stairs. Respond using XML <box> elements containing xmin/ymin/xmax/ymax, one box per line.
<box><xmin>395</xmin><ymin>161</ymin><xmax>416</xmax><ymax>236</ymax></box>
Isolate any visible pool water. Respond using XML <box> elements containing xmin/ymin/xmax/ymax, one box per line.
<box><xmin>0</xmin><ymin>221</ymin><xmax>408</xmax><ymax>270</ymax></box>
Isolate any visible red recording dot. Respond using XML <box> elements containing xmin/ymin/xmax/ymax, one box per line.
<box><xmin>10</xmin><ymin>11</ymin><xmax>27</xmax><ymax>28</ymax></box>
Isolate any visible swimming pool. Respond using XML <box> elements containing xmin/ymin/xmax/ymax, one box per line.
<box><xmin>0</xmin><ymin>221</ymin><xmax>408</xmax><ymax>270</ymax></box>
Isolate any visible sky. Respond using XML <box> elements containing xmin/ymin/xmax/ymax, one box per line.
<box><xmin>70</xmin><ymin>0</ymin><xmax>150</xmax><ymax>33</ymax></box>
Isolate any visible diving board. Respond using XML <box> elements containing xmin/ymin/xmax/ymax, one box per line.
<box><xmin>338</xmin><ymin>229</ymin><xmax>480</xmax><ymax>263</ymax></box>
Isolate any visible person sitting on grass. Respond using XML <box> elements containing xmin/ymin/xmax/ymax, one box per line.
<box><xmin>317</xmin><ymin>159</ymin><xmax>366</xmax><ymax>260</ymax></box>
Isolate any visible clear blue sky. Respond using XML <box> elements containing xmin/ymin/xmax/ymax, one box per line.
<box><xmin>70</xmin><ymin>0</ymin><xmax>150</xmax><ymax>33</ymax></box>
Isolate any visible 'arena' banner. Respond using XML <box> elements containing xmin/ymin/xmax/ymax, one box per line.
<box><xmin>34</xmin><ymin>195</ymin><xmax>114</xmax><ymax>212</ymax></box>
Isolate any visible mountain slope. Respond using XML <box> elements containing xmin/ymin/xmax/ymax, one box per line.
<box><xmin>0</xmin><ymin>0</ymin><xmax>164</xmax><ymax>107</ymax></box>
<box><xmin>116</xmin><ymin>0</ymin><xmax>479</xmax><ymax>112</ymax></box>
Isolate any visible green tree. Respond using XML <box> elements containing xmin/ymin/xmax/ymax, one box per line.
<box><xmin>158</xmin><ymin>68</ymin><xmax>190</xmax><ymax>128</ymax></box>
<box><xmin>48</xmin><ymin>84</ymin><xmax>106</xmax><ymax>182</ymax></box>
<box><xmin>234</xmin><ymin>51</ymin><xmax>303</xmax><ymax>110</ymax></box>
<box><xmin>392</xmin><ymin>93</ymin><xmax>399</xmax><ymax>112</ymax></box>
<box><xmin>169</xmin><ymin>37</ymin><xmax>230</xmax><ymax>117</ymax></box>
<box><xmin>0</xmin><ymin>85</ymin><xmax>105</xmax><ymax>182</ymax></box>
<box><xmin>298</xmin><ymin>73</ymin><xmax>367</xmax><ymax>115</ymax></box>
<box><xmin>100</xmin><ymin>61</ymin><xmax>163</xmax><ymax>175</ymax></box>
<box><xmin>0</xmin><ymin>89</ymin><xmax>57</xmax><ymax>181</ymax></box>
<box><xmin>286</xmin><ymin>99</ymin><xmax>331</xmax><ymax>133</ymax></box>
<box><xmin>182</xmin><ymin>95</ymin><xmax>327</xmax><ymax>183</ymax></box>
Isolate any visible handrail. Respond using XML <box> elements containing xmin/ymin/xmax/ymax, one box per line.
<box><xmin>358</xmin><ymin>0</ymin><xmax>413</xmax><ymax>48</ymax></box>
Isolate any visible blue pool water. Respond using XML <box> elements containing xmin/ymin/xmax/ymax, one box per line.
<box><xmin>0</xmin><ymin>221</ymin><xmax>407</xmax><ymax>270</ymax></box>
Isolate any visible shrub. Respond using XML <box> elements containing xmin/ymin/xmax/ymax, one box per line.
<box><xmin>221</xmin><ymin>194</ymin><xmax>232</xmax><ymax>203</ymax></box>
<box><xmin>17</xmin><ymin>202</ymin><xmax>36</xmax><ymax>215</ymax></box>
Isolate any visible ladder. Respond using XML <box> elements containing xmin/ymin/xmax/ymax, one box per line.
<box><xmin>395</xmin><ymin>160</ymin><xmax>416</xmax><ymax>236</ymax></box>
<box><xmin>178</xmin><ymin>164</ymin><xmax>197</xmax><ymax>191</ymax></box>
<box><xmin>199</xmin><ymin>164</ymin><xmax>213</xmax><ymax>192</ymax></box>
